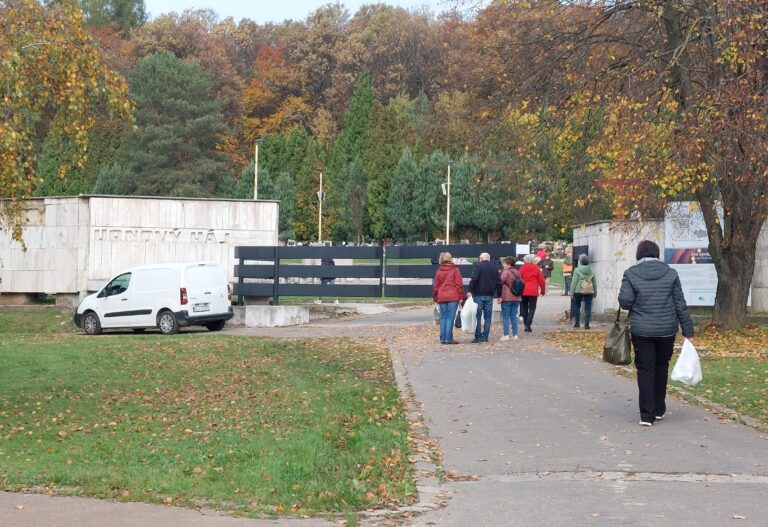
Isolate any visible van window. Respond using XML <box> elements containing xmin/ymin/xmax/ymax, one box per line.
<box><xmin>186</xmin><ymin>266</ymin><xmax>225</xmax><ymax>288</ymax></box>
<box><xmin>104</xmin><ymin>273</ymin><xmax>131</xmax><ymax>296</ymax></box>
<box><xmin>133</xmin><ymin>268</ymin><xmax>177</xmax><ymax>292</ymax></box>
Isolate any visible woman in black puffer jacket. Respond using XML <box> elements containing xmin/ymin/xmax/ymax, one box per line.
<box><xmin>618</xmin><ymin>240</ymin><xmax>694</xmax><ymax>427</ymax></box>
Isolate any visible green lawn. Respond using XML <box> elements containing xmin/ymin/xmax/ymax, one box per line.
<box><xmin>0</xmin><ymin>310</ymin><xmax>414</xmax><ymax>517</ymax></box>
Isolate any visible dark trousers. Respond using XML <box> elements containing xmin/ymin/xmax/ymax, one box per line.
<box><xmin>520</xmin><ymin>295</ymin><xmax>538</xmax><ymax>330</ymax></box>
<box><xmin>632</xmin><ymin>334</ymin><xmax>676</xmax><ymax>423</ymax></box>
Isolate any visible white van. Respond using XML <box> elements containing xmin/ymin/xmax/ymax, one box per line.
<box><xmin>74</xmin><ymin>262</ymin><xmax>233</xmax><ymax>335</ymax></box>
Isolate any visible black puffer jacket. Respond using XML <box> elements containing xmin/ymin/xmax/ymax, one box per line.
<box><xmin>618</xmin><ymin>259</ymin><xmax>694</xmax><ymax>338</ymax></box>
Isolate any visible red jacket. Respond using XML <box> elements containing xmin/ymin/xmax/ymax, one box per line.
<box><xmin>520</xmin><ymin>262</ymin><xmax>546</xmax><ymax>297</ymax></box>
<box><xmin>433</xmin><ymin>262</ymin><xmax>464</xmax><ymax>303</ymax></box>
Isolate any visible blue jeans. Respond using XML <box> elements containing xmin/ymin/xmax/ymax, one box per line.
<box><xmin>439</xmin><ymin>301</ymin><xmax>459</xmax><ymax>343</ymax></box>
<box><xmin>501</xmin><ymin>301</ymin><xmax>521</xmax><ymax>336</ymax></box>
<box><xmin>473</xmin><ymin>295</ymin><xmax>493</xmax><ymax>340</ymax></box>
<box><xmin>573</xmin><ymin>294</ymin><xmax>593</xmax><ymax>326</ymax></box>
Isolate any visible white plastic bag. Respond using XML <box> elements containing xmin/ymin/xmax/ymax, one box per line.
<box><xmin>460</xmin><ymin>296</ymin><xmax>477</xmax><ymax>333</ymax></box>
<box><xmin>671</xmin><ymin>339</ymin><xmax>703</xmax><ymax>386</ymax></box>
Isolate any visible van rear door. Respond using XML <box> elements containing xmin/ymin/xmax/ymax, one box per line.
<box><xmin>184</xmin><ymin>264</ymin><xmax>229</xmax><ymax>316</ymax></box>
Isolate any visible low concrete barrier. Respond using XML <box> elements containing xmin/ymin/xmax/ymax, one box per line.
<box><xmin>236</xmin><ymin>305</ymin><xmax>309</xmax><ymax>328</ymax></box>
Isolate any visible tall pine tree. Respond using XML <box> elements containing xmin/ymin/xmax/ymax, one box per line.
<box><xmin>325</xmin><ymin>72</ymin><xmax>375</xmax><ymax>241</ymax></box>
<box><xmin>95</xmin><ymin>52</ymin><xmax>229</xmax><ymax>197</ymax></box>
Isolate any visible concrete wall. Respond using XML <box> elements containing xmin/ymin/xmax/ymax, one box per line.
<box><xmin>574</xmin><ymin>220</ymin><xmax>768</xmax><ymax>314</ymax></box>
<box><xmin>1</xmin><ymin>196</ymin><xmax>279</xmax><ymax>297</ymax></box>
<box><xmin>753</xmin><ymin>225</ymin><xmax>768</xmax><ymax>312</ymax></box>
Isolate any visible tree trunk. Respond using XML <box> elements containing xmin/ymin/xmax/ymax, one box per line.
<box><xmin>699</xmin><ymin>194</ymin><xmax>762</xmax><ymax>329</ymax></box>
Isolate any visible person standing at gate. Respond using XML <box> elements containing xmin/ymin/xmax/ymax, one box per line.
<box><xmin>468</xmin><ymin>252</ymin><xmax>501</xmax><ymax>343</ymax></box>
<box><xmin>570</xmin><ymin>254</ymin><xmax>596</xmax><ymax>329</ymax></box>
<box><xmin>433</xmin><ymin>252</ymin><xmax>464</xmax><ymax>345</ymax></box>
<box><xmin>520</xmin><ymin>254</ymin><xmax>546</xmax><ymax>333</ymax></box>
<box><xmin>315</xmin><ymin>257</ymin><xmax>338</xmax><ymax>305</ymax></box>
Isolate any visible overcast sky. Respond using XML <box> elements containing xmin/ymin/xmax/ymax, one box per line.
<box><xmin>143</xmin><ymin>1</ymin><xmax>452</xmax><ymax>24</ymax></box>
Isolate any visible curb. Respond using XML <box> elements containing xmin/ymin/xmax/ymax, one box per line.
<box><xmin>361</xmin><ymin>336</ymin><xmax>445</xmax><ymax>523</ymax></box>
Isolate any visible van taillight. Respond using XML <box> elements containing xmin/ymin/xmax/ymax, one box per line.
<box><xmin>228</xmin><ymin>284</ymin><xmax>232</xmax><ymax>302</ymax></box>
<box><xmin>180</xmin><ymin>287</ymin><xmax>188</xmax><ymax>305</ymax></box>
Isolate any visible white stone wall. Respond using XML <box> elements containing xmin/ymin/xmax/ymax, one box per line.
<box><xmin>753</xmin><ymin>224</ymin><xmax>768</xmax><ymax>312</ymax></box>
<box><xmin>574</xmin><ymin>220</ymin><xmax>768</xmax><ymax>314</ymax></box>
<box><xmin>1</xmin><ymin>196</ymin><xmax>279</xmax><ymax>295</ymax></box>
<box><xmin>573</xmin><ymin>220</ymin><xmax>665</xmax><ymax>315</ymax></box>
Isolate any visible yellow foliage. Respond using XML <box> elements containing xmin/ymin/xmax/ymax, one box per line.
<box><xmin>1</xmin><ymin>0</ymin><xmax>132</xmax><ymax>245</ymax></box>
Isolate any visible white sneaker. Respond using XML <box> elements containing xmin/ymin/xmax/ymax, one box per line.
<box><xmin>500</xmin><ymin>335</ymin><xmax>509</xmax><ymax>341</ymax></box>
<box><xmin>513</xmin><ymin>335</ymin><xmax>519</xmax><ymax>340</ymax></box>
<box><xmin>655</xmin><ymin>414</ymin><xmax>665</xmax><ymax>421</ymax></box>
<box><xmin>639</xmin><ymin>421</ymin><xmax>653</xmax><ymax>427</ymax></box>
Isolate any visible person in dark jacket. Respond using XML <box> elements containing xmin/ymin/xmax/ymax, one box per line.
<box><xmin>433</xmin><ymin>252</ymin><xmax>464</xmax><ymax>345</ymax></box>
<box><xmin>618</xmin><ymin>240</ymin><xmax>695</xmax><ymax>427</ymax></box>
<box><xmin>519</xmin><ymin>254</ymin><xmax>546</xmax><ymax>333</ymax></box>
<box><xmin>468</xmin><ymin>252</ymin><xmax>501</xmax><ymax>343</ymax></box>
<box><xmin>538</xmin><ymin>252</ymin><xmax>554</xmax><ymax>287</ymax></box>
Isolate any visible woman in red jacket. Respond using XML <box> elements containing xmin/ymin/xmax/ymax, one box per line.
<box><xmin>432</xmin><ymin>252</ymin><xmax>465</xmax><ymax>344</ymax></box>
<box><xmin>519</xmin><ymin>254</ymin><xmax>546</xmax><ymax>333</ymax></box>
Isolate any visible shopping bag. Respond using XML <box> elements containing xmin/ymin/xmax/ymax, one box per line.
<box><xmin>603</xmin><ymin>309</ymin><xmax>632</xmax><ymax>365</ymax></box>
<box><xmin>460</xmin><ymin>296</ymin><xmax>477</xmax><ymax>332</ymax></box>
<box><xmin>454</xmin><ymin>308</ymin><xmax>462</xmax><ymax>329</ymax></box>
<box><xmin>671</xmin><ymin>339</ymin><xmax>703</xmax><ymax>386</ymax></box>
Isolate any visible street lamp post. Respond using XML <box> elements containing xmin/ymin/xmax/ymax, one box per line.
<box><xmin>441</xmin><ymin>164</ymin><xmax>451</xmax><ymax>244</ymax></box>
<box><xmin>316</xmin><ymin>172</ymin><xmax>325</xmax><ymax>242</ymax></box>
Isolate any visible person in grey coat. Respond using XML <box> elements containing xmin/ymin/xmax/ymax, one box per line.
<box><xmin>619</xmin><ymin>240</ymin><xmax>694</xmax><ymax>427</ymax></box>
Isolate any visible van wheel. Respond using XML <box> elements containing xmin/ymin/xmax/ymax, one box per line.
<box><xmin>83</xmin><ymin>312</ymin><xmax>102</xmax><ymax>335</ymax></box>
<box><xmin>206</xmin><ymin>320</ymin><xmax>226</xmax><ymax>332</ymax></box>
<box><xmin>157</xmin><ymin>310</ymin><xmax>179</xmax><ymax>335</ymax></box>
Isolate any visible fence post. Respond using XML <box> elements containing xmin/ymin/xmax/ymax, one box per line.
<box><xmin>272</xmin><ymin>245</ymin><xmax>280</xmax><ymax>305</ymax></box>
<box><xmin>237</xmin><ymin>252</ymin><xmax>244</xmax><ymax>306</ymax></box>
<box><xmin>380</xmin><ymin>246</ymin><xmax>386</xmax><ymax>299</ymax></box>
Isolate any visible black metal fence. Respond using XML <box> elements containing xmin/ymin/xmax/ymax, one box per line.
<box><xmin>233</xmin><ymin>243</ymin><xmax>527</xmax><ymax>304</ymax></box>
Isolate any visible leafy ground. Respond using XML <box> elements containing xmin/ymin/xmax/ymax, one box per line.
<box><xmin>0</xmin><ymin>310</ymin><xmax>415</xmax><ymax>518</ymax></box>
<box><xmin>547</xmin><ymin>324</ymin><xmax>768</xmax><ymax>426</ymax></box>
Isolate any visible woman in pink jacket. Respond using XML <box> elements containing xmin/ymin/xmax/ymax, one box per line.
<box><xmin>498</xmin><ymin>257</ymin><xmax>523</xmax><ymax>340</ymax></box>
<box><xmin>519</xmin><ymin>254</ymin><xmax>546</xmax><ymax>333</ymax></box>
<box><xmin>432</xmin><ymin>252</ymin><xmax>464</xmax><ymax>344</ymax></box>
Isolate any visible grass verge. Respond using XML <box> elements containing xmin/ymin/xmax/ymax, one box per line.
<box><xmin>0</xmin><ymin>310</ymin><xmax>415</xmax><ymax>517</ymax></box>
<box><xmin>546</xmin><ymin>325</ymin><xmax>768</xmax><ymax>426</ymax></box>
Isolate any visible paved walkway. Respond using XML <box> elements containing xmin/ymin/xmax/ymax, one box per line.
<box><xmin>2</xmin><ymin>295</ymin><xmax>767</xmax><ymax>526</ymax></box>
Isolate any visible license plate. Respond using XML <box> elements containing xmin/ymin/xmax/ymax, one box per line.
<box><xmin>193</xmin><ymin>303</ymin><xmax>210</xmax><ymax>313</ymax></box>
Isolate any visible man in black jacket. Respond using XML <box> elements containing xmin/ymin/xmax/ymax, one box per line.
<box><xmin>468</xmin><ymin>252</ymin><xmax>501</xmax><ymax>343</ymax></box>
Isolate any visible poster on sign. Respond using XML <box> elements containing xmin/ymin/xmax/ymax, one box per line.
<box><xmin>664</xmin><ymin>202</ymin><xmax>718</xmax><ymax>306</ymax></box>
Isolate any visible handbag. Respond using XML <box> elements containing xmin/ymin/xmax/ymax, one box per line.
<box><xmin>454</xmin><ymin>308</ymin><xmax>462</xmax><ymax>329</ymax></box>
<box><xmin>603</xmin><ymin>309</ymin><xmax>632</xmax><ymax>365</ymax></box>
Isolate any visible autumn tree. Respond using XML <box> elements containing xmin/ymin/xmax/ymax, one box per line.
<box><xmin>0</xmin><ymin>0</ymin><xmax>131</xmax><ymax>243</ymax></box>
